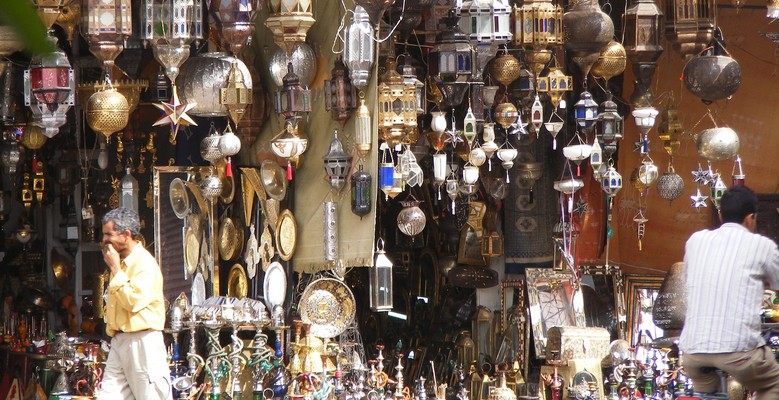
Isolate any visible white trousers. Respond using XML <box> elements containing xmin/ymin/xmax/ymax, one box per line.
<box><xmin>96</xmin><ymin>330</ymin><xmax>173</xmax><ymax>400</ymax></box>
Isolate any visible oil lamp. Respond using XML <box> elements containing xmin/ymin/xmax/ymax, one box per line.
<box><xmin>275</xmin><ymin>63</ymin><xmax>312</xmax><ymax>119</ymax></box>
<box><xmin>370</xmin><ymin>238</ymin><xmax>393</xmax><ymax>312</ymax></box>
<box><xmin>323</xmin><ymin>129</ymin><xmax>352</xmax><ymax>193</ymax></box>
<box><xmin>344</xmin><ymin>5</ymin><xmax>375</xmax><ymax>90</ymax></box>
<box><xmin>324</xmin><ymin>57</ymin><xmax>357</xmax><ymax>127</ymax></box>
<box><xmin>264</xmin><ymin>0</ymin><xmax>315</xmax><ymax>54</ymax></box>
<box><xmin>81</xmin><ymin>0</ymin><xmax>132</xmax><ymax>76</ymax></box>
<box><xmin>24</xmin><ymin>32</ymin><xmax>75</xmax><ymax>139</ymax></box>
<box><xmin>623</xmin><ymin>0</ymin><xmax>663</xmax><ymax>107</ymax></box>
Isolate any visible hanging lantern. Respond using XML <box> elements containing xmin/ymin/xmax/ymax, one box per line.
<box><xmin>573</xmin><ymin>91</ymin><xmax>598</xmax><ymax>132</ymax></box>
<box><xmin>397</xmin><ymin>197</ymin><xmax>427</xmax><ymax>237</ymax></box>
<box><xmin>86</xmin><ymin>85</ymin><xmax>130</xmax><ymax>141</ymax></box>
<box><xmin>637</xmin><ymin>158</ymin><xmax>659</xmax><ymax>187</ymax></box>
<box><xmin>400</xmin><ymin>57</ymin><xmax>426</xmax><ymax>115</ymax></box>
<box><xmin>218</xmin><ymin>124</ymin><xmax>241</xmax><ymax>177</ymax></box>
<box><xmin>430</xmin><ymin>10</ymin><xmax>474</xmax><ymax>82</ymax></box>
<box><xmin>562</xmin><ymin>0</ymin><xmax>614</xmax><ymax>81</ymax></box>
<box><xmin>209</xmin><ymin>0</ymin><xmax>260</xmax><ymax>55</ymax></box>
<box><xmin>546</xmin><ymin>67</ymin><xmax>573</xmax><ymax>110</ymax></box>
<box><xmin>269</xmin><ymin>43</ymin><xmax>316</xmax><ymax>88</ymax></box>
<box><xmin>355</xmin><ymin>93</ymin><xmax>372</xmax><ymax>159</ymax></box>
<box><xmin>623</xmin><ymin>0</ymin><xmax>664</xmax><ymax>107</ymax></box>
<box><xmin>24</xmin><ymin>33</ymin><xmax>75</xmax><ymax>139</ymax></box>
<box><xmin>497</xmin><ymin>146</ymin><xmax>518</xmax><ymax>182</ymax></box>
<box><xmin>494</xmin><ymin>103</ymin><xmax>518</xmax><ymax>129</ymax></box>
<box><xmin>732</xmin><ymin>155</ymin><xmax>745</xmax><ymax>187</ymax></box>
<box><xmin>0</xmin><ymin>140</ymin><xmax>22</xmax><ymax>176</ymax></box>
<box><xmin>683</xmin><ymin>47</ymin><xmax>741</xmax><ymax>104</ymax></box>
<box><xmin>597</xmin><ymin>95</ymin><xmax>623</xmax><ymax>159</ymax></box>
<box><xmin>271</xmin><ymin>117</ymin><xmax>309</xmax><ymax>180</ymax></box>
<box><xmin>21</xmin><ymin>124</ymin><xmax>47</xmax><ymax>150</ymax></box>
<box><xmin>179</xmin><ymin>52</ymin><xmax>253</xmax><ymax>118</ymax></box>
<box><xmin>696</xmin><ymin>127</ymin><xmax>739</xmax><ymax>162</ymax></box>
<box><xmin>656</xmin><ymin>168</ymin><xmax>684</xmax><ymax>201</ymax></box>
<box><xmin>591</xmin><ymin>41</ymin><xmax>627</xmax><ymax>84</ymax></box>
<box><xmin>351</xmin><ymin>164</ymin><xmax>372</xmax><ymax>217</ymax></box>
<box><xmin>324</xmin><ymin>57</ymin><xmax>358</xmax><ymax>127</ymax></box>
<box><xmin>545</xmin><ymin>120</ymin><xmax>564</xmax><ymax>150</ymax></box>
<box><xmin>344</xmin><ymin>5</ymin><xmax>375</xmax><ymax>90</ymax></box>
<box><xmin>554</xmin><ymin>178</ymin><xmax>584</xmax><ymax>213</ymax></box>
<box><xmin>221</xmin><ymin>60</ymin><xmax>253</xmax><ymax>127</ymax></box>
<box><xmin>481</xmin><ymin>123</ymin><xmax>499</xmax><ymax>170</ymax></box>
<box><xmin>601</xmin><ymin>165</ymin><xmax>623</xmax><ymax>197</ymax></box>
<box><xmin>491</xmin><ymin>51</ymin><xmax>521</xmax><ymax>87</ymax></box>
<box><xmin>562</xmin><ymin>140</ymin><xmax>592</xmax><ymax>176</ymax></box>
<box><xmin>275</xmin><ymin>63</ymin><xmax>312</xmax><ymax>118</ymax></box>
<box><xmin>120</xmin><ymin>164</ymin><xmax>139</xmax><ymax>213</ymax></box>
<box><xmin>323</xmin><ymin>129</ymin><xmax>352</xmax><ymax>192</ymax></box>
<box><xmin>589</xmin><ymin>140</ymin><xmax>603</xmax><ymax>173</ymax></box>
<box><xmin>377</xmin><ymin>59</ymin><xmax>417</xmax><ymax>148</ymax></box>
<box><xmin>31</xmin><ymin>0</ymin><xmax>68</xmax><ymax>30</ymax></box>
<box><xmin>460</xmin><ymin>0</ymin><xmax>512</xmax><ymax>78</ymax></box>
<box><xmin>81</xmin><ymin>0</ymin><xmax>132</xmax><ymax>75</ymax></box>
<box><xmin>370</xmin><ymin>238</ymin><xmax>394</xmax><ymax>312</ymax></box>
<box><xmin>632</xmin><ymin>106</ymin><xmax>658</xmax><ymax>141</ymax></box>
<box><xmin>664</xmin><ymin>0</ymin><xmax>715</xmax><ymax>56</ymax></box>
<box><xmin>201</xmin><ymin>123</ymin><xmax>223</xmax><ymax>164</ymax></box>
<box><xmin>199</xmin><ymin>172</ymin><xmax>223</xmax><ymax>204</ymax></box>
<box><xmin>514</xmin><ymin>0</ymin><xmax>563</xmax><ymax>78</ymax></box>
<box><xmin>463</xmin><ymin>107</ymin><xmax>477</xmax><ymax>146</ymax></box>
<box><xmin>143</xmin><ymin>0</ymin><xmax>204</xmax><ymax>84</ymax></box>
<box><xmin>710</xmin><ymin>175</ymin><xmax>727</xmax><ymax>209</ymax></box>
<box><xmin>264</xmin><ymin>0</ymin><xmax>315</xmax><ymax>54</ymax></box>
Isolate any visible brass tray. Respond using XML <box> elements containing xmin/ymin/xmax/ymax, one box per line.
<box><xmin>227</xmin><ymin>264</ymin><xmax>248</xmax><ymax>299</ymax></box>
<box><xmin>275</xmin><ymin>209</ymin><xmax>297</xmax><ymax>261</ymax></box>
<box><xmin>218</xmin><ymin>217</ymin><xmax>244</xmax><ymax>261</ymax></box>
<box><xmin>184</xmin><ymin>226</ymin><xmax>199</xmax><ymax>278</ymax></box>
<box><xmin>299</xmin><ymin>278</ymin><xmax>355</xmax><ymax>338</ymax></box>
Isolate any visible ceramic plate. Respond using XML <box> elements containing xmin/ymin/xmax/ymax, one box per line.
<box><xmin>192</xmin><ymin>273</ymin><xmax>206</xmax><ymax>306</ymax></box>
<box><xmin>298</xmin><ymin>278</ymin><xmax>355</xmax><ymax>338</ymax></box>
<box><xmin>263</xmin><ymin>261</ymin><xmax>286</xmax><ymax>310</ymax></box>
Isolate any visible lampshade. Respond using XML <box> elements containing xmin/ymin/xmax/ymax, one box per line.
<box><xmin>81</xmin><ymin>0</ymin><xmax>132</xmax><ymax>74</ymax></box>
<box><xmin>24</xmin><ymin>32</ymin><xmax>75</xmax><ymax>139</ymax></box>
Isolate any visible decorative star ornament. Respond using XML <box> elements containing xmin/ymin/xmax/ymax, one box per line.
<box><xmin>445</xmin><ymin>128</ymin><xmax>464</xmax><ymax>145</ymax></box>
<box><xmin>690</xmin><ymin>187</ymin><xmax>709</xmax><ymax>210</ymax></box>
<box><xmin>153</xmin><ymin>86</ymin><xmax>197</xmax><ymax>144</ymax></box>
<box><xmin>508</xmin><ymin>114</ymin><xmax>529</xmax><ymax>136</ymax></box>
<box><xmin>572</xmin><ymin>196</ymin><xmax>589</xmax><ymax>218</ymax></box>
<box><xmin>691</xmin><ymin>164</ymin><xmax>710</xmax><ymax>185</ymax></box>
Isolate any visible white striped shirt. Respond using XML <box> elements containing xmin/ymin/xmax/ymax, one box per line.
<box><xmin>679</xmin><ymin>223</ymin><xmax>779</xmax><ymax>354</ymax></box>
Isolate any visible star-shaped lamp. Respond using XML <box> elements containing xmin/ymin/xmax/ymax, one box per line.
<box><xmin>153</xmin><ymin>87</ymin><xmax>197</xmax><ymax>144</ymax></box>
<box><xmin>690</xmin><ymin>187</ymin><xmax>709</xmax><ymax>210</ymax></box>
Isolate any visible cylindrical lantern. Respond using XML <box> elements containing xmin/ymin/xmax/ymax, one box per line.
<box><xmin>344</xmin><ymin>5</ymin><xmax>375</xmax><ymax>90</ymax></box>
<box><xmin>370</xmin><ymin>239</ymin><xmax>394</xmax><ymax>312</ymax></box>
<box><xmin>324</xmin><ymin>57</ymin><xmax>358</xmax><ymax>127</ymax></box>
<box><xmin>351</xmin><ymin>165</ymin><xmax>371</xmax><ymax>217</ymax></box>
<box><xmin>355</xmin><ymin>93</ymin><xmax>372</xmax><ymax>158</ymax></box>
<box><xmin>324</xmin><ymin>201</ymin><xmax>338</xmax><ymax>261</ymax></box>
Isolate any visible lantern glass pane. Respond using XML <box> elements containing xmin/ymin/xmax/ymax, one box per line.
<box><xmin>370</xmin><ymin>258</ymin><xmax>393</xmax><ymax>312</ymax></box>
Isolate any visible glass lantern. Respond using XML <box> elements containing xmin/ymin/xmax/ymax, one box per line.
<box><xmin>513</xmin><ymin>0</ymin><xmax>563</xmax><ymax>77</ymax></box>
<box><xmin>323</xmin><ymin>129</ymin><xmax>352</xmax><ymax>192</ymax></box>
<box><xmin>397</xmin><ymin>198</ymin><xmax>427</xmax><ymax>238</ymax></box>
<box><xmin>24</xmin><ymin>32</ymin><xmax>75</xmax><ymax>139</ymax></box>
<box><xmin>624</xmin><ymin>0</ymin><xmax>663</xmax><ymax>106</ymax></box>
<box><xmin>275</xmin><ymin>63</ymin><xmax>312</xmax><ymax>118</ymax></box>
<box><xmin>400</xmin><ymin>58</ymin><xmax>425</xmax><ymax>115</ymax></box>
<box><xmin>429</xmin><ymin>9</ymin><xmax>474</xmax><ymax>82</ymax></box>
<box><xmin>573</xmin><ymin>91</ymin><xmax>598</xmax><ymax>133</ymax></box>
<box><xmin>351</xmin><ymin>165</ymin><xmax>372</xmax><ymax>217</ymax></box>
<box><xmin>324</xmin><ymin>57</ymin><xmax>358</xmax><ymax>127</ymax></box>
<box><xmin>370</xmin><ymin>238</ymin><xmax>393</xmax><ymax>312</ymax></box>
<box><xmin>354</xmin><ymin>93</ymin><xmax>372</xmax><ymax>159</ymax></box>
<box><xmin>597</xmin><ymin>96</ymin><xmax>623</xmax><ymax>159</ymax></box>
<box><xmin>344</xmin><ymin>5</ymin><xmax>374</xmax><ymax>90</ymax></box>
<box><xmin>377</xmin><ymin>59</ymin><xmax>417</xmax><ymax>148</ymax></box>
<box><xmin>143</xmin><ymin>0</ymin><xmax>204</xmax><ymax>84</ymax></box>
<box><xmin>81</xmin><ymin>0</ymin><xmax>132</xmax><ymax>75</ymax></box>
<box><xmin>120</xmin><ymin>164</ymin><xmax>139</xmax><ymax>213</ymax></box>
<box><xmin>664</xmin><ymin>0</ymin><xmax>715</xmax><ymax>56</ymax></box>
<box><xmin>265</xmin><ymin>0</ymin><xmax>315</xmax><ymax>54</ymax></box>
<box><xmin>460</xmin><ymin>0</ymin><xmax>512</xmax><ymax>79</ymax></box>
<box><xmin>601</xmin><ymin>165</ymin><xmax>623</xmax><ymax>197</ymax></box>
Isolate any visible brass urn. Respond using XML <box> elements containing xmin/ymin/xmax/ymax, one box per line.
<box><xmin>86</xmin><ymin>88</ymin><xmax>129</xmax><ymax>141</ymax></box>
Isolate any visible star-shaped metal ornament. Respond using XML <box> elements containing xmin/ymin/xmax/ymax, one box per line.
<box><xmin>508</xmin><ymin>114</ymin><xmax>529</xmax><ymax>136</ymax></box>
<box><xmin>691</xmin><ymin>164</ymin><xmax>712</xmax><ymax>185</ymax></box>
<box><xmin>572</xmin><ymin>197</ymin><xmax>589</xmax><ymax>218</ymax></box>
<box><xmin>153</xmin><ymin>86</ymin><xmax>197</xmax><ymax>144</ymax></box>
<box><xmin>445</xmin><ymin>128</ymin><xmax>464</xmax><ymax>145</ymax></box>
<box><xmin>690</xmin><ymin>187</ymin><xmax>709</xmax><ymax>210</ymax></box>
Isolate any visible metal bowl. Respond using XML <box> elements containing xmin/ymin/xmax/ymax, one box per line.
<box><xmin>260</xmin><ymin>160</ymin><xmax>287</xmax><ymax>201</ymax></box>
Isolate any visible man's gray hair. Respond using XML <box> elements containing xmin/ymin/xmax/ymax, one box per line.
<box><xmin>103</xmin><ymin>208</ymin><xmax>141</xmax><ymax>238</ymax></box>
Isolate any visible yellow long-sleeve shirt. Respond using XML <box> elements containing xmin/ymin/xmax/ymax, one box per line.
<box><xmin>103</xmin><ymin>244</ymin><xmax>166</xmax><ymax>337</ymax></box>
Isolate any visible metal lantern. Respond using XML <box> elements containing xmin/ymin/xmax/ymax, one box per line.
<box><xmin>573</xmin><ymin>91</ymin><xmax>598</xmax><ymax>132</ymax></box>
<box><xmin>179</xmin><ymin>52</ymin><xmax>253</xmax><ymax>118</ymax></box>
<box><xmin>24</xmin><ymin>33</ymin><xmax>75</xmax><ymax>139</ymax></box>
<box><xmin>355</xmin><ymin>93</ymin><xmax>372</xmax><ymax>158</ymax></box>
<box><xmin>218</xmin><ymin>124</ymin><xmax>241</xmax><ymax>176</ymax></box>
<box><xmin>664</xmin><ymin>0</ymin><xmax>715</xmax><ymax>56</ymax></box>
<box><xmin>491</xmin><ymin>51</ymin><xmax>521</xmax><ymax>87</ymax></box>
<box><xmin>513</xmin><ymin>0</ymin><xmax>563</xmax><ymax>77</ymax></box>
<box><xmin>1</xmin><ymin>140</ymin><xmax>21</xmax><ymax>175</ymax></box>
<box><xmin>430</xmin><ymin>10</ymin><xmax>474</xmax><ymax>82</ymax></box>
<box><xmin>710</xmin><ymin>175</ymin><xmax>727</xmax><ymax>209</ymax></box>
<box><xmin>683</xmin><ymin>51</ymin><xmax>741</xmax><ymax>104</ymax></box>
<box><xmin>32</xmin><ymin>0</ymin><xmax>68</xmax><ymax>29</ymax></box>
<box><xmin>459</xmin><ymin>0</ymin><xmax>512</xmax><ymax>78</ymax></box>
<box><xmin>351</xmin><ymin>164</ymin><xmax>372</xmax><ymax>217</ymax></box>
<box><xmin>656</xmin><ymin>169</ymin><xmax>684</xmax><ymax>201</ymax></box>
<box><xmin>81</xmin><ymin>0</ymin><xmax>132</xmax><ymax>74</ymax></box>
<box><xmin>143</xmin><ymin>0</ymin><xmax>204</xmax><ymax>83</ymax></box>
<box><xmin>220</xmin><ymin>60</ymin><xmax>253</xmax><ymax>127</ymax></box>
<box><xmin>597</xmin><ymin>95</ymin><xmax>623</xmax><ymax>158</ymax></box>
<box><xmin>209</xmin><ymin>0</ymin><xmax>260</xmax><ymax>55</ymax></box>
<box><xmin>344</xmin><ymin>6</ymin><xmax>375</xmax><ymax>90</ymax></box>
<box><xmin>269</xmin><ymin>43</ymin><xmax>316</xmax><ymax>88</ymax></box>
<box><xmin>370</xmin><ymin>238</ymin><xmax>393</xmax><ymax>312</ymax></box>
<box><xmin>86</xmin><ymin>86</ymin><xmax>130</xmax><ymax>141</ymax></box>
<box><xmin>623</xmin><ymin>0</ymin><xmax>664</xmax><ymax>107</ymax></box>
<box><xmin>275</xmin><ymin>63</ymin><xmax>312</xmax><ymax>118</ymax></box>
<box><xmin>377</xmin><ymin>59</ymin><xmax>417</xmax><ymax>148</ymax></box>
<box><xmin>563</xmin><ymin>0</ymin><xmax>614</xmax><ymax>80</ymax></box>
<box><xmin>546</xmin><ymin>67</ymin><xmax>572</xmax><ymax>109</ymax></box>
<box><xmin>265</xmin><ymin>0</ymin><xmax>315</xmax><ymax>54</ymax></box>
<box><xmin>324</xmin><ymin>57</ymin><xmax>358</xmax><ymax>127</ymax></box>
<box><xmin>400</xmin><ymin>58</ymin><xmax>426</xmax><ymax>115</ymax></box>
<box><xmin>120</xmin><ymin>165</ymin><xmax>139</xmax><ymax>213</ymax></box>
<box><xmin>696</xmin><ymin>127</ymin><xmax>739</xmax><ymax>162</ymax></box>
<box><xmin>323</xmin><ymin>129</ymin><xmax>352</xmax><ymax>192</ymax></box>
<box><xmin>201</xmin><ymin>123</ymin><xmax>223</xmax><ymax>163</ymax></box>
<box><xmin>601</xmin><ymin>165</ymin><xmax>623</xmax><ymax>197</ymax></box>
<box><xmin>397</xmin><ymin>198</ymin><xmax>427</xmax><ymax>237</ymax></box>
<box><xmin>591</xmin><ymin>40</ymin><xmax>626</xmax><ymax>83</ymax></box>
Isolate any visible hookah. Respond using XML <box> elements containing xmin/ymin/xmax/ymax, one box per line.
<box><xmin>393</xmin><ymin>354</ymin><xmax>410</xmax><ymax>400</ymax></box>
<box><xmin>269</xmin><ymin>304</ymin><xmax>291</xmax><ymax>400</ymax></box>
<box><xmin>165</xmin><ymin>295</ymin><xmax>187</xmax><ymax>399</ymax></box>
<box><xmin>173</xmin><ymin>313</ymin><xmax>205</xmax><ymax>399</ymax></box>
<box><xmin>247</xmin><ymin>329</ymin><xmax>275</xmax><ymax>400</ymax></box>
<box><xmin>204</xmin><ymin>316</ymin><xmax>231</xmax><ymax>400</ymax></box>
<box><xmin>223</xmin><ymin>304</ymin><xmax>249</xmax><ymax>399</ymax></box>
<box><xmin>540</xmin><ymin>354</ymin><xmax>564</xmax><ymax>400</ymax></box>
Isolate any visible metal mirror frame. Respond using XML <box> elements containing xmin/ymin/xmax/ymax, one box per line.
<box><xmin>624</xmin><ymin>274</ymin><xmax>666</xmax><ymax>348</ymax></box>
<box><xmin>580</xmin><ymin>264</ymin><xmax>627</xmax><ymax>341</ymax></box>
<box><xmin>525</xmin><ymin>268</ymin><xmax>585</xmax><ymax>359</ymax></box>
<box><xmin>154</xmin><ymin>166</ymin><xmax>219</xmax><ymax>299</ymax></box>
<box><xmin>499</xmin><ymin>279</ymin><xmax>530</xmax><ymax>381</ymax></box>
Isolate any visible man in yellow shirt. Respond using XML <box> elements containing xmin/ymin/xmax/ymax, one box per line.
<box><xmin>97</xmin><ymin>207</ymin><xmax>172</xmax><ymax>400</ymax></box>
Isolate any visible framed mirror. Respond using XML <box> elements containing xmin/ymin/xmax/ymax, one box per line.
<box><xmin>525</xmin><ymin>268</ymin><xmax>585</xmax><ymax>359</ymax></box>
<box><xmin>580</xmin><ymin>264</ymin><xmax>626</xmax><ymax>341</ymax></box>
<box><xmin>153</xmin><ymin>166</ymin><xmax>218</xmax><ymax>302</ymax></box>
<box><xmin>624</xmin><ymin>274</ymin><xmax>665</xmax><ymax>347</ymax></box>
<box><xmin>497</xmin><ymin>279</ymin><xmax>529</xmax><ymax>379</ymax></box>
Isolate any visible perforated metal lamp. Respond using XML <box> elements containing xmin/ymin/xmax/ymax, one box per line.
<box><xmin>323</xmin><ymin>129</ymin><xmax>352</xmax><ymax>192</ymax></box>
<box><xmin>275</xmin><ymin>63</ymin><xmax>312</xmax><ymax>119</ymax></box>
<box><xmin>24</xmin><ymin>32</ymin><xmax>75</xmax><ymax>139</ymax></box>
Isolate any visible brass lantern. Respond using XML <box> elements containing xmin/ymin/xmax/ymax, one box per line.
<box><xmin>546</xmin><ymin>66</ymin><xmax>572</xmax><ymax>109</ymax></box>
<box><xmin>275</xmin><ymin>63</ymin><xmax>312</xmax><ymax>118</ymax></box>
<box><xmin>32</xmin><ymin>0</ymin><xmax>68</xmax><ymax>30</ymax></box>
<box><xmin>344</xmin><ymin>5</ymin><xmax>375</xmax><ymax>90</ymax></box>
<box><xmin>324</xmin><ymin>57</ymin><xmax>358</xmax><ymax>127</ymax></box>
<box><xmin>81</xmin><ymin>0</ymin><xmax>132</xmax><ymax>75</ymax></box>
<box><xmin>664</xmin><ymin>0</ymin><xmax>715</xmax><ymax>56</ymax></box>
<box><xmin>623</xmin><ymin>0</ymin><xmax>664</xmax><ymax>107</ymax></box>
<box><xmin>377</xmin><ymin>59</ymin><xmax>417</xmax><ymax>148</ymax></box>
<box><xmin>513</xmin><ymin>0</ymin><xmax>563</xmax><ymax>78</ymax></box>
<box><xmin>221</xmin><ymin>60</ymin><xmax>253</xmax><ymax>127</ymax></box>
<box><xmin>24</xmin><ymin>32</ymin><xmax>75</xmax><ymax>139</ymax></box>
<box><xmin>265</xmin><ymin>0</ymin><xmax>315</xmax><ymax>54</ymax></box>
<box><xmin>323</xmin><ymin>129</ymin><xmax>352</xmax><ymax>192</ymax></box>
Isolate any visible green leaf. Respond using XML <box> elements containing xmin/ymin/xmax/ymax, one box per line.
<box><xmin>0</xmin><ymin>1</ymin><xmax>53</xmax><ymax>55</ymax></box>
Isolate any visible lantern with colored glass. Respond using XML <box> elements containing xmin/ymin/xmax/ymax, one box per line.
<box><xmin>459</xmin><ymin>0</ymin><xmax>512</xmax><ymax>79</ymax></box>
<box><xmin>732</xmin><ymin>155</ymin><xmax>745</xmax><ymax>187</ymax></box>
<box><xmin>275</xmin><ymin>63</ymin><xmax>312</xmax><ymax>119</ymax></box>
<box><xmin>351</xmin><ymin>164</ymin><xmax>372</xmax><ymax>217</ymax></box>
<box><xmin>24</xmin><ymin>33</ymin><xmax>75</xmax><ymax>139</ymax></box>
<box><xmin>710</xmin><ymin>175</ymin><xmax>727</xmax><ymax>209</ymax></box>
<box><xmin>430</xmin><ymin>10</ymin><xmax>474</xmax><ymax>82</ymax></box>
<box><xmin>664</xmin><ymin>0</ymin><xmax>715</xmax><ymax>56</ymax></box>
<box><xmin>209</xmin><ymin>0</ymin><xmax>260</xmax><ymax>56</ymax></box>
<box><xmin>323</xmin><ymin>129</ymin><xmax>352</xmax><ymax>193</ymax></box>
<box><xmin>597</xmin><ymin>95</ymin><xmax>623</xmax><ymax>159</ymax></box>
<box><xmin>370</xmin><ymin>238</ymin><xmax>393</xmax><ymax>312</ymax></box>
<box><xmin>81</xmin><ymin>0</ymin><xmax>132</xmax><ymax>76</ymax></box>
<box><xmin>546</xmin><ymin>67</ymin><xmax>572</xmax><ymax>110</ymax></box>
<box><xmin>624</xmin><ymin>0</ymin><xmax>663</xmax><ymax>107</ymax></box>
<box><xmin>344</xmin><ymin>5</ymin><xmax>374</xmax><ymax>90</ymax></box>
<box><xmin>324</xmin><ymin>57</ymin><xmax>358</xmax><ymax>127</ymax></box>
<box><xmin>377</xmin><ymin>59</ymin><xmax>417</xmax><ymax>148</ymax></box>
<box><xmin>513</xmin><ymin>0</ymin><xmax>563</xmax><ymax>78</ymax></box>
<box><xmin>265</xmin><ymin>0</ymin><xmax>315</xmax><ymax>54</ymax></box>
<box><xmin>573</xmin><ymin>91</ymin><xmax>598</xmax><ymax>133</ymax></box>
<box><xmin>601</xmin><ymin>164</ymin><xmax>622</xmax><ymax>197</ymax></box>
<box><xmin>143</xmin><ymin>0</ymin><xmax>204</xmax><ymax>85</ymax></box>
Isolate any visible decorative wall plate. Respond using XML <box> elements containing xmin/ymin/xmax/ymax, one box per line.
<box><xmin>218</xmin><ymin>217</ymin><xmax>243</xmax><ymax>261</ymax></box>
<box><xmin>192</xmin><ymin>273</ymin><xmax>206</xmax><ymax>306</ymax></box>
<box><xmin>184</xmin><ymin>226</ymin><xmax>199</xmax><ymax>278</ymax></box>
<box><xmin>275</xmin><ymin>209</ymin><xmax>297</xmax><ymax>261</ymax></box>
<box><xmin>263</xmin><ymin>261</ymin><xmax>286</xmax><ymax>310</ymax></box>
<box><xmin>260</xmin><ymin>160</ymin><xmax>287</xmax><ymax>201</ymax></box>
<box><xmin>227</xmin><ymin>264</ymin><xmax>248</xmax><ymax>299</ymax></box>
<box><xmin>169</xmin><ymin>177</ymin><xmax>190</xmax><ymax>219</ymax></box>
<box><xmin>299</xmin><ymin>278</ymin><xmax>356</xmax><ymax>338</ymax></box>
<box><xmin>265</xmin><ymin>198</ymin><xmax>280</xmax><ymax>232</ymax></box>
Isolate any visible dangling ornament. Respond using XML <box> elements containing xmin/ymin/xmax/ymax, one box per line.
<box><xmin>731</xmin><ymin>155</ymin><xmax>745</xmax><ymax>187</ymax></box>
<box><xmin>710</xmin><ymin>174</ymin><xmax>727</xmax><ymax>209</ymax></box>
<box><xmin>656</xmin><ymin>167</ymin><xmax>685</xmax><ymax>202</ymax></box>
<box><xmin>633</xmin><ymin>209</ymin><xmax>648</xmax><ymax>251</ymax></box>
<box><xmin>690</xmin><ymin>187</ymin><xmax>709</xmax><ymax>210</ymax></box>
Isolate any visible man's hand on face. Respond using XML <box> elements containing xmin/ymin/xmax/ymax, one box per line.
<box><xmin>103</xmin><ymin>243</ymin><xmax>122</xmax><ymax>275</ymax></box>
